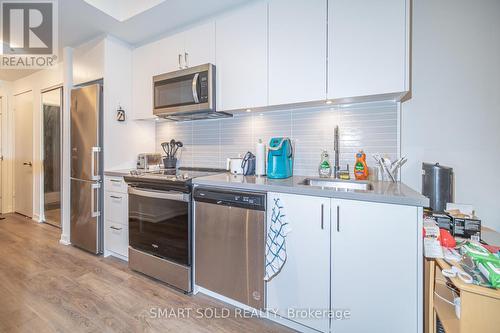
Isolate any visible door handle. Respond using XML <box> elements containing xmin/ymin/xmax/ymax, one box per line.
<box><xmin>184</xmin><ymin>52</ymin><xmax>189</xmax><ymax>68</ymax></box>
<box><xmin>192</xmin><ymin>73</ymin><xmax>200</xmax><ymax>104</ymax></box>
<box><xmin>336</xmin><ymin>205</ymin><xmax>340</xmax><ymax>232</ymax></box>
<box><xmin>110</xmin><ymin>226</ymin><xmax>122</xmax><ymax>231</ymax></box>
<box><xmin>91</xmin><ymin>183</ymin><xmax>101</xmax><ymax>218</ymax></box>
<box><xmin>91</xmin><ymin>146</ymin><xmax>101</xmax><ymax>181</ymax></box>
<box><xmin>23</xmin><ymin>162</ymin><xmax>32</xmax><ymax>167</ymax></box>
<box><xmin>178</xmin><ymin>54</ymin><xmax>183</xmax><ymax>69</ymax></box>
<box><xmin>320</xmin><ymin>203</ymin><xmax>324</xmax><ymax>230</ymax></box>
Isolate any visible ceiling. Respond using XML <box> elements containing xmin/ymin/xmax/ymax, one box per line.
<box><xmin>82</xmin><ymin>0</ymin><xmax>168</xmax><ymax>22</ymax></box>
<box><xmin>0</xmin><ymin>0</ymin><xmax>254</xmax><ymax>81</ymax></box>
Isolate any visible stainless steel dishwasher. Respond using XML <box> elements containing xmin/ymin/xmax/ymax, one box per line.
<box><xmin>193</xmin><ymin>187</ymin><xmax>266</xmax><ymax>309</ymax></box>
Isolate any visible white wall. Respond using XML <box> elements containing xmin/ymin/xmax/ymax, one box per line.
<box><xmin>103</xmin><ymin>37</ymin><xmax>155</xmax><ymax>170</ymax></box>
<box><xmin>401</xmin><ymin>0</ymin><xmax>500</xmax><ymax>232</ymax></box>
<box><xmin>73</xmin><ymin>37</ymin><xmax>105</xmax><ymax>86</ymax></box>
<box><xmin>0</xmin><ymin>81</ymin><xmax>13</xmax><ymax>213</ymax></box>
<box><xmin>10</xmin><ymin>66</ymin><xmax>64</xmax><ymax>220</ymax></box>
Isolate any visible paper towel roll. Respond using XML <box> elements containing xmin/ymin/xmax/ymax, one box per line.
<box><xmin>255</xmin><ymin>139</ymin><xmax>266</xmax><ymax>176</ymax></box>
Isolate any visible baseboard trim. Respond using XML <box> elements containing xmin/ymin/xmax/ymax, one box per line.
<box><xmin>59</xmin><ymin>234</ymin><xmax>71</xmax><ymax>245</ymax></box>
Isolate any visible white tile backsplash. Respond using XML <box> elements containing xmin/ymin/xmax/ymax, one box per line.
<box><xmin>155</xmin><ymin>102</ymin><xmax>399</xmax><ymax>176</ymax></box>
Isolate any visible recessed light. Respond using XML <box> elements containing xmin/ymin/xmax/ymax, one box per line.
<box><xmin>246</xmin><ymin>109</ymin><xmax>252</xmax><ymax>113</ymax></box>
<box><xmin>326</xmin><ymin>100</ymin><xmax>332</xmax><ymax>105</ymax></box>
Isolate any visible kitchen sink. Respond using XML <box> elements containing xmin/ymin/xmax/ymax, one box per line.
<box><xmin>300</xmin><ymin>178</ymin><xmax>373</xmax><ymax>191</ymax></box>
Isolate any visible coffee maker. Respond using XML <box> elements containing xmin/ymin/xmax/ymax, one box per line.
<box><xmin>267</xmin><ymin>137</ymin><xmax>293</xmax><ymax>179</ymax></box>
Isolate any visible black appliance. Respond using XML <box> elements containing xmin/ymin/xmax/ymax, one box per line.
<box><xmin>422</xmin><ymin>163</ymin><xmax>454</xmax><ymax>212</ymax></box>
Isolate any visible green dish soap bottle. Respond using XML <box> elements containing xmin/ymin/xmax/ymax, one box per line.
<box><xmin>318</xmin><ymin>150</ymin><xmax>332</xmax><ymax>178</ymax></box>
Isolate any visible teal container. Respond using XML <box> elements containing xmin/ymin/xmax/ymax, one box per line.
<box><xmin>267</xmin><ymin>137</ymin><xmax>293</xmax><ymax>179</ymax></box>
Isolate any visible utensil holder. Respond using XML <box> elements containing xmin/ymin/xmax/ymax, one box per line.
<box><xmin>163</xmin><ymin>157</ymin><xmax>177</xmax><ymax>169</ymax></box>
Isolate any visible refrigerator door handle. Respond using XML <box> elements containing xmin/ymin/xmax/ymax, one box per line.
<box><xmin>91</xmin><ymin>183</ymin><xmax>101</xmax><ymax>218</ymax></box>
<box><xmin>91</xmin><ymin>146</ymin><xmax>101</xmax><ymax>181</ymax></box>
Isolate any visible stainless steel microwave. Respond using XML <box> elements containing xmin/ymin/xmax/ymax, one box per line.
<box><xmin>153</xmin><ymin>63</ymin><xmax>229</xmax><ymax>120</ymax></box>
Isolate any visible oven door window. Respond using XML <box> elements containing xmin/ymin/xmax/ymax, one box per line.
<box><xmin>154</xmin><ymin>73</ymin><xmax>200</xmax><ymax>109</ymax></box>
<box><xmin>129</xmin><ymin>190</ymin><xmax>189</xmax><ymax>265</ymax></box>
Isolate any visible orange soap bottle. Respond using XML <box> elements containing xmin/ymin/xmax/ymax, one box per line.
<box><xmin>354</xmin><ymin>150</ymin><xmax>369</xmax><ymax>180</ymax></box>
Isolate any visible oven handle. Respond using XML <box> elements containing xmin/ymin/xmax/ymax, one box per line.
<box><xmin>129</xmin><ymin>187</ymin><xmax>189</xmax><ymax>202</ymax></box>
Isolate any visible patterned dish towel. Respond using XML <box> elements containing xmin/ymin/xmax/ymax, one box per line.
<box><xmin>264</xmin><ymin>197</ymin><xmax>291</xmax><ymax>281</ymax></box>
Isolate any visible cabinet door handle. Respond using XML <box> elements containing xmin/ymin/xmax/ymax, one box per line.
<box><xmin>320</xmin><ymin>203</ymin><xmax>324</xmax><ymax>230</ymax></box>
<box><xmin>110</xmin><ymin>195</ymin><xmax>122</xmax><ymax>200</ymax></box>
<box><xmin>184</xmin><ymin>52</ymin><xmax>189</xmax><ymax>68</ymax></box>
<box><xmin>178</xmin><ymin>54</ymin><xmax>183</xmax><ymax>69</ymax></box>
<box><xmin>110</xmin><ymin>179</ymin><xmax>121</xmax><ymax>183</ymax></box>
<box><xmin>110</xmin><ymin>226</ymin><xmax>122</xmax><ymax>231</ymax></box>
<box><xmin>336</xmin><ymin>205</ymin><xmax>340</xmax><ymax>232</ymax></box>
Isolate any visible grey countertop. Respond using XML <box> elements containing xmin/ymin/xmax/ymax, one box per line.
<box><xmin>104</xmin><ymin>169</ymin><xmax>133</xmax><ymax>177</ymax></box>
<box><xmin>193</xmin><ymin>173</ymin><xmax>429</xmax><ymax>207</ymax></box>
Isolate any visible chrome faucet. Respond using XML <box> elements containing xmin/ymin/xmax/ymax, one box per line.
<box><xmin>333</xmin><ymin>125</ymin><xmax>340</xmax><ymax>179</ymax></box>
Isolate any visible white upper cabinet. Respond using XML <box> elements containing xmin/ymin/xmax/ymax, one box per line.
<box><xmin>216</xmin><ymin>2</ymin><xmax>268</xmax><ymax>111</ymax></box>
<box><xmin>154</xmin><ymin>33</ymin><xmax>185</xmax><ymax>74</ymax></box>
<box><xmin>131</xmin><ymin>22</ymin><xmax>215</xmax><ymax>119</ymax></box>
<box><xmin>269</xmin><ymin>0</ymin><xmax>327</xmax><ymax>105</ymax></box>
<box><xmin>328</xmin><ymin>0</ymin><xmax>409</xmax><ymax>100</ymax></box>
<box><xmin>266</xmin><ymin>193</ymin><xmax>331</xmax><ymax>333</ymax></box>
<box><xmin>181</xmin><ymin>22</ymin><xmax>216</xmax><ymax>69</ymax></box>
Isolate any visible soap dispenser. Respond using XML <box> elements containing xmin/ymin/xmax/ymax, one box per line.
<box><xmin>318</xmin><ymin>150</ymin><xmax>332</xmax><ymax>178</ymax></box>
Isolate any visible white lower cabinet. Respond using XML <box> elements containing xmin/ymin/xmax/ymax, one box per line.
<box><xmin>331</xmin><ymin>199</ymin><xmax>419</xmax><ymax>333</ymax></box>
<box><xmin>105</xmin><ymin>222</ymin><xmax>129</xmax><ymax>258</ymax></box>
<box><xmin>266</xmin><ymin>194</ymin><xmax>421</xmax><ymax>333</ymax></box>
<box><xmin>103</xmin><ymin>176</ymin><xmax>129</xmax><ymax>260</ymax></box>
<box><xmin>266</xmin><ymin>192</ymin><xmax>331</xmax><ymax>333</ymax></box>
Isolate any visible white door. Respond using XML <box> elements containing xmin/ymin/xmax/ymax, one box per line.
<box><xmin>328</xmin><ymin>0</ymin><xmax>408</xmax><ymax>99</ymax></box>
<box><xmin>331</xmin><ymin>199</ymin><xmax>418</xmax><ymax>333</ymax></box>
<box><xmin>268</xmin><ymin>0</ymin><xmax>327</xmax><ymax>105</ymax></box>
<box><xmin>266</xmin><ymin>193</ymin><xmax>331</xmax><ymax>332</ymax></box>
<box><xmin>216</xmin><ymin>1</ymin><xmax>268</xmax><ymax>111</ymax></box>
<box><xmin>14</xmin><ymin>92</ymin><xmax>33</xmax><ymax>217</ymax></box>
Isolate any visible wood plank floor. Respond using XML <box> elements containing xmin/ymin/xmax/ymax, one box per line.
<box><xmin>0</xmin><ymin>214</ymin><xmax>293</xmax><ymax>333</ymax></box>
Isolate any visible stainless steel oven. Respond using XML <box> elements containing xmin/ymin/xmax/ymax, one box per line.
<box><xmin>153</xmin><ymin>63</ymin><xmax>228</xmax><ymax>120</ymax></box>
<box><xmin>128</xmin><ymin>186</ymin><xmax>192</xmax><ymax>292</ymax></box>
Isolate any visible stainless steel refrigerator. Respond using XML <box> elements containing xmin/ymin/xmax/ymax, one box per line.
<box><xmin>70</xmin><ymin>83</ymin><xmax>103</xmax><ymax>254</ymax></box>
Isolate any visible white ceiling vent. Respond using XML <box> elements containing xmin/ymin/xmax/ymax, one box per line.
<box><xmin>83</xmin><ymin>0</ymin><xmax>167</xmax><ymax>22</ymax></box>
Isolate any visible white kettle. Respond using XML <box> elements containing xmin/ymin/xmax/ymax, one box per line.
<box><xmin>226</xmin><ymin>156</ymin><xmax>243</xmax><ymax>175</ymax></box>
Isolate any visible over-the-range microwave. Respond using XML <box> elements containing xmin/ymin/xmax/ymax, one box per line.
<box><xmin>152</xmin><ymin>63</ymin><xmax>231</xmax><ymax>121</ymax></box>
